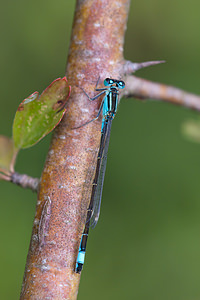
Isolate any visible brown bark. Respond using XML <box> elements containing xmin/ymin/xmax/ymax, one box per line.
<box><xmin>20</xmin><ymin>0</ymin><xmax>130</xmax><ymax>299</ymax></box>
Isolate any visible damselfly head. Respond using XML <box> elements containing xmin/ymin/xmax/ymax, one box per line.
<box><xmin>104</xmin><ymin>78</ymin><xmax>125</xmax><ymax>89</ymax></box>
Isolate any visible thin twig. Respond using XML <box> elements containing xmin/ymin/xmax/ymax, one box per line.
<box><xmin>0</xmin><ymin>167</ymin><xmax>10</xmax><ymax>177</ymax></box>
<box><xmin>123</xmin><ymin>75</ymin><xmax>200</xmax><ymax>111</ymax></box>
<box><xmin>0</xmin><ymin>173</ymin><xmax>10</xmax><ymax>181</ymax></box>
<box><xmin>121</xmin><ymin>60</ymin><xmax>166</xmax><ymax>74</ymax></box>
<box><xmin>11</xmin><ymin>172</ymin><xmax>40</xmax><ymax>192</ymax></box>
<box><xmin>0</xmin><ymin>167</ymin><xmax>39</xmax><ymax>192</ymax></box>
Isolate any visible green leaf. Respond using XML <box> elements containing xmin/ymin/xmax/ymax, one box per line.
<box><xmin>13</xmin><ymin>77</ymin><xmax>71</xmax><ymax>149</ymax></box>
<box><xmin>0</xmin><ymin>135</ymin><xmax>15</xmax><ymax>171</ymax></box>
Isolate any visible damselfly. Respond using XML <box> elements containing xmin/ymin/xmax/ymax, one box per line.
<box><xmin>75</xmin><ymin>77</ymin><xmax>125</xmax><ymax>273</ymax></box>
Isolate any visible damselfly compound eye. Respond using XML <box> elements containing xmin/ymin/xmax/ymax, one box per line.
<box><xmin>117</xmin><ymin>80</ymin><xmax>125</xmax><ymax>89</ymax></box>
<box><xmin>104</xmin><ymin>78</ymin><xmax>110</xmax><ymax>86</ymax></box>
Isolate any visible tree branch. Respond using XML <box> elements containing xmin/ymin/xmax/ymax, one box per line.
<box><xmin>123</xmin><ymin>74</ymin><xmax>200</xmax><ymax>111</ymax></box>
<box><xmin>20</xmin><ymin>0</ymin><xmax>130</xmax><ymax>299</ymax></box>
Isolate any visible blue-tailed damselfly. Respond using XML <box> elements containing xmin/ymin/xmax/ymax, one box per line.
<box><xmin>75</xmin><ymin>77</ymin><xmax>125</xmax><ymax>273</ymax></box>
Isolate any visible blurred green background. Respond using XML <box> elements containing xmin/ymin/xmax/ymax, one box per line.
<box><xmin>0</xmin><ymin>0</ymin><xmax>200</xmax><ymax>299</ymax></box>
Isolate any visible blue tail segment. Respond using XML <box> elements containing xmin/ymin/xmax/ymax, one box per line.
<box><xmin>76</xmin><ymin>235</ymin><xmax>87</xmax><ymax>273</ymax></box>
<box><xmin>75</xmin><ymin>78</ymin><xmax>125</xmax><ymax>273</ymax></box>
